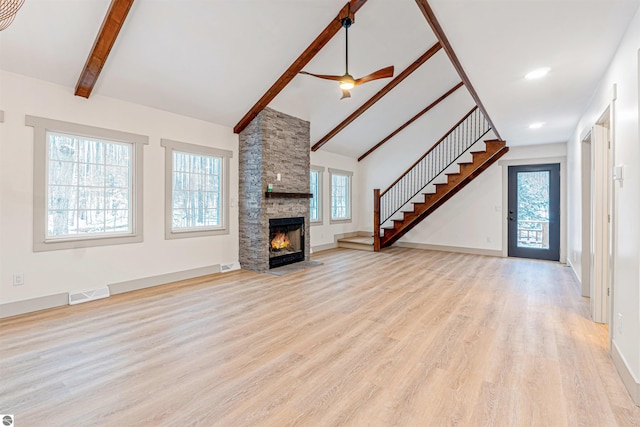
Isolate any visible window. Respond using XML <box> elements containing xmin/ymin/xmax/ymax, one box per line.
<box><xmin>310</xmin><ymin>166</ymin><xmax>324</xmax><ymax>224</ymax></box>
<box><xmin>329</xmin><ymin>168</ymin><xmax>353</xmax><ymax>223</ymax></box>
<box><xmin>26</xmin><ymin>116</ymin><xmax>148</xmax><ymax>252</ymax></box>
<box><xmin>161</xmin><ymin>139</ymin><xmax>233</xmax><ymax>239</ymax></box>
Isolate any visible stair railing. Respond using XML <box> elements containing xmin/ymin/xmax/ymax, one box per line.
<box><xmin>373</xmin><ymin>106</ymin><xmax>491</xmax><ymax>248</ymax></box>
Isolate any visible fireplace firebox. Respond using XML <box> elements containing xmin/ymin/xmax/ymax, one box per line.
<box><xmin>269</xmin><ymin>217</ymin><xmax>304</xmax><ymax>269</ymax></box>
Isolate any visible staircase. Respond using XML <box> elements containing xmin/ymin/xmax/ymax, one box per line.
<box><xmin>373</xmin><ymin>107</ymin><xmax>509</xmax><ymax>251</ymax></box>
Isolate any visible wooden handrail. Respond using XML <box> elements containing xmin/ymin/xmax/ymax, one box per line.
<box><xmin>380</xmin><ymin>106</ymin><xmax>478</xmax><ymax>197</ymax></box>
<box><xmin>357</xmin><ymin>81</ymin><xmax>463</xmax><ymax>162</ymax></box>
<box><xmin>373</xmin><ymin>189</ymin><xmax>381</xmax><ymax>252</ymax></box>
<box><xmin>414</xmin><ymin>0</ymin><xmax>502</xmax><ymax>140</ymax></box>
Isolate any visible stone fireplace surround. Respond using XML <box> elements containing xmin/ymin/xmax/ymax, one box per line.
<box><xmin>238</xmin><ymin>108</ymin><xmax>311</xmax><ymax>273</ymax></box>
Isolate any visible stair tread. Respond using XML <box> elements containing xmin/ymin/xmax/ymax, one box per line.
<box><xmin>338</xmin><ymin>236</ymin><xmax>374</xmax><ymax>245</ymax></box>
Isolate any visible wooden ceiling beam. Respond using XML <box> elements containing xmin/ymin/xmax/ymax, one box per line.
<box><xmin>233</xmin><ymin>0</ymin><xmax>368</xmax><ymax>134</ymax></box>
<box><xmin>358</xmin><ymin>81</ymin><xmax>463</xmax><ymax>161</ymax></box>
<box><xmin>75</xmin><ymin>0</ymin><xmax>135</xmax><ymax>98</ymax></box>
<box><xmin>311</xmin><ymin>42</ymin><xmax>442</xmax><ymax>152</ymax></box>
<box><xmin>414</xmin><ymin>0</ymin><xmax>501</xmax><ymax>140</ymax></box>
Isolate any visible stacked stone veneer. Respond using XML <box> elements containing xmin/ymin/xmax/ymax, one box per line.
<box><xmin>239</xmin><ymin>108</ymin><xmax>311</xmax><ymax>273</ymax></box>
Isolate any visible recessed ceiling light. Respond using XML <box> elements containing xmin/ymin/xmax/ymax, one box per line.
<box><xmin>525</xmin><ymin>67</ymin><xmax>550</xmax><ymax>80</ymax></box>
<box><xmin>529</xmin><ymin>122</ymin><xmax>545</xmax><ymax>129</ymax></box>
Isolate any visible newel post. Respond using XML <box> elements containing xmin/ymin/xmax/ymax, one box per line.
<box><xmin>373</xmin><ymin>188</ymin><xmax>381</xmax><ymax>252</ymax></box>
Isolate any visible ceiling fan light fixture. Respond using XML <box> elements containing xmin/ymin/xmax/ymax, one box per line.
<box><xmin>298</xmin><ymin>10</ymin><xmax>393</xmax><ymax>100</ymax></box>
<box><xmin>339</xmin><ymin>74</ymin><xmax>355</xmax><ymax>90</ymax></box>
<box><xmin>339</xmin><ymin>81</ymin><xmax>355</xmax><ymax>90</ymax></box>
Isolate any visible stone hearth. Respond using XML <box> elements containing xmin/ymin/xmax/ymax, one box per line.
<box><xmin>238</xmin><ymin>108</ymin><xmax>311</xmax><ymax>273</ymax></box>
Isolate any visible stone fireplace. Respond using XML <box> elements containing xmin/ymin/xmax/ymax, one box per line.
<box><xmin>238</xmin><ymin>108</ymin><xmax>311</xmax><ymax>273</ymax></box>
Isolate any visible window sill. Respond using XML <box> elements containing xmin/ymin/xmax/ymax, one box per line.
<box><xmin>330</xmin><ymin>218</ymin><xmax>352</xmax><ymax>225</ymax></box>
<box><xmin>165</xmin><ymin>228</ymin><xmax>229</xmax><ymax>240</ymax></box>
<box><xmin>34</xmin><ymin>234</ymin><xmax>142</xmax><ymax>252</ymax></box>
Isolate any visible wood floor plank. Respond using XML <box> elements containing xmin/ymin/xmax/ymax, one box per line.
<box><xmin>1</xmin><ymin>247</ymin><xmax>639</xmax><ymax>426</ymax></box>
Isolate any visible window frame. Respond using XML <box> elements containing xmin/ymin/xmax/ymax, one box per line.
<box><xmin>329</xmin><ymin>168</ymin><xmax>353</xmax><ymax>224</ymax></box>
<box><xmin>309</xmin><ymin>165</ymin><xmax>324</xmax><ymax>225</ymax></box>
<box><xmin>161</xmin><ymin>138</ymin><xmax>232</xmax><ymax>240</ymax></box>
<box><xmin>26</xmin><ymin>115</ymin><xmax>148</xmax><ymax>252</ymax></box>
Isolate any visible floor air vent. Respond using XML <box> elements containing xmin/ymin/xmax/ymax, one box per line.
<box><xmin>68</xmin><ymin>287</ymin><xmax>110</xmax><ymax>305</ymax></box>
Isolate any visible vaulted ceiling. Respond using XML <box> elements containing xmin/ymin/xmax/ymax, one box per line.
<box><xmin>1</xmin><ymin>0</ymin><xmax>638</xmax><ymax>158</ymax></box>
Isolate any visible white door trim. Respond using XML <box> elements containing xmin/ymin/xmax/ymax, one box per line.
<box><xmin>591</xmin><ymin>107</ymin><xmax>613</xmax><ymax>325</ymax></box>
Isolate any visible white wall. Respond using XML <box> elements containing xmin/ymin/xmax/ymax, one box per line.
<box><xmin>310</xmin><ymin>150</ymin><xmax>360</xmax><ymax>249</ymax></box>
<box><xmin>0</xmin><ymin>71</ymin><xmax>239</xmax><ymax>305</ymax></box>
<box><xmin>567</xmin><ymin>9</ymin><xmax>640</xmax><ymax>382</ymax></box>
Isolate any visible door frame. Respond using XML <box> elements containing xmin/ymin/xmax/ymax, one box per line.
<box><xmin>580</xmin><ymin>132</ymin><xmax>592</xmax><ymax>297</ymax></box>
<box><xmin>590</xmin><ymin>106</ymin><xmax>614</xmax><ymax>325</ymax></box>
<box><xmin>500</xmin><ymin>156</ymin><xmax>567</xmax><ymax>263</ymax></box>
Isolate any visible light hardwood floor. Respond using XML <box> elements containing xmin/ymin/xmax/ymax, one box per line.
<box><xmin>1</xmin><ymin>248</ymin><xmax>639</xmax><ymax>426</ymax></box>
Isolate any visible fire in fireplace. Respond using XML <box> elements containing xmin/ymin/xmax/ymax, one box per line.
<box><xmin>269</xmin><ymin>217</ymin><xmax>304</xmax><ymax>268</ymax></box>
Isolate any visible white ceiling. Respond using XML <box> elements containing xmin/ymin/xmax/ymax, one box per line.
<box><xmin>1</xmin><ymin>0</ymin><xmax>639</xmax><ymax>157</ymax></box>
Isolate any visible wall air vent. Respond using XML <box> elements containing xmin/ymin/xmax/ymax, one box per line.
<box><xmin>68</xmin><ymin>287</ymin><xmax>110</xmax><ymax>305</ymax></box>
<box><xmin>220</xmin><ymin>262</ymin><xmax>241</xmax><ymax>273</ymax></box>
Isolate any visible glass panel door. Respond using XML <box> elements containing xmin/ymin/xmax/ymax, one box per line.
<box><xmin>508</xmin><ymin>164</ymin><xmax>560</xmax><ymax>261</ymax></box>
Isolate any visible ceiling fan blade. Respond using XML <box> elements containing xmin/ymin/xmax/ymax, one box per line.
<box><xmin>354</xmin><ymin>66</ymin><xmax>395</xmax><ymax>86</ymax></box>
<box><xmin>340</xmin><ymin>89</ymin><xmax>351</xmax><ymax>100</ymax></box>
<box><xmin>299</xmin><ymin>71</ymin><xmax>345</xmax><ymax>82</ymax></box>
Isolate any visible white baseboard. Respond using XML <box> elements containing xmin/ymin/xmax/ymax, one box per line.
<box><xmin>0</xmin><ymin>264</ymin><xmax>222</xmax><ymax>319</ymax></box>
<box><xmin>565</xmin><ymin>258</ymin><xmax>583</xmax><ymax>287</ymax></box>
<box><xmin>312</xmin><ymin>242</ymin><xmax>338</xmax><ymax>253</ymax></box>
<box><xmin>109</xmin><ymin>264</ymin><xmax>221</xmax><ymax>295</ymax></box>
<box><xmin>394</xmin><ymin>242</ymin><xmax>502</xmax><ymax>257</ymax></box>
<box><xmin>0</xmin><ymin>293</ymin><xmax>68</xmax><ymax>319</ymax></box>
<box><xmin>611</xmin><ymin>340</ymin><xmax>640</xmax><ymax>406</ymax></box>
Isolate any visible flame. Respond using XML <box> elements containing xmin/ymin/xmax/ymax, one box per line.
<box><xmin>271</xmin><ymin>231</ymin><xmax>290</xmax><ymax>250</ymax></box>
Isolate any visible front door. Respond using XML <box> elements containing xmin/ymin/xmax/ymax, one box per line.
<box><xmin>508</xmin><ymin>164</ymin><xmax>560</xmax><ymax>261</ymax></box>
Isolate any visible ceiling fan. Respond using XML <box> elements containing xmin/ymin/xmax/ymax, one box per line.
<box><xmin>299</xmin><ymin>14</ymin><xmax>394</xmax><ymax>100</ymax></box>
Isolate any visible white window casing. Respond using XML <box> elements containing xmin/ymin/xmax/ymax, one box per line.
<box><xmin>310</xmin><ymin>165</ymin><xmax>325</xmax><ymax>225</ymax></box>
<box><xmin>161</xmin><ymin>138</ymin><xmax>232</xmax><ymax>239</ymax></box>
<box><xmin>329</xmin><ymin>168</ymin><xmax>353</xmax><ymax>224</ymax></box>
<box><xmin>26</xmin><ymin>115</ymin><xmax>148</xmax><ymax>252</ymax></box>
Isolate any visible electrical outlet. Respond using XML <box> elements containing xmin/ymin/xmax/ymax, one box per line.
<box><xmin>13</xmin><ymin>273</ymin><xmax>24</xmax><ymax>286</ymax></box>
